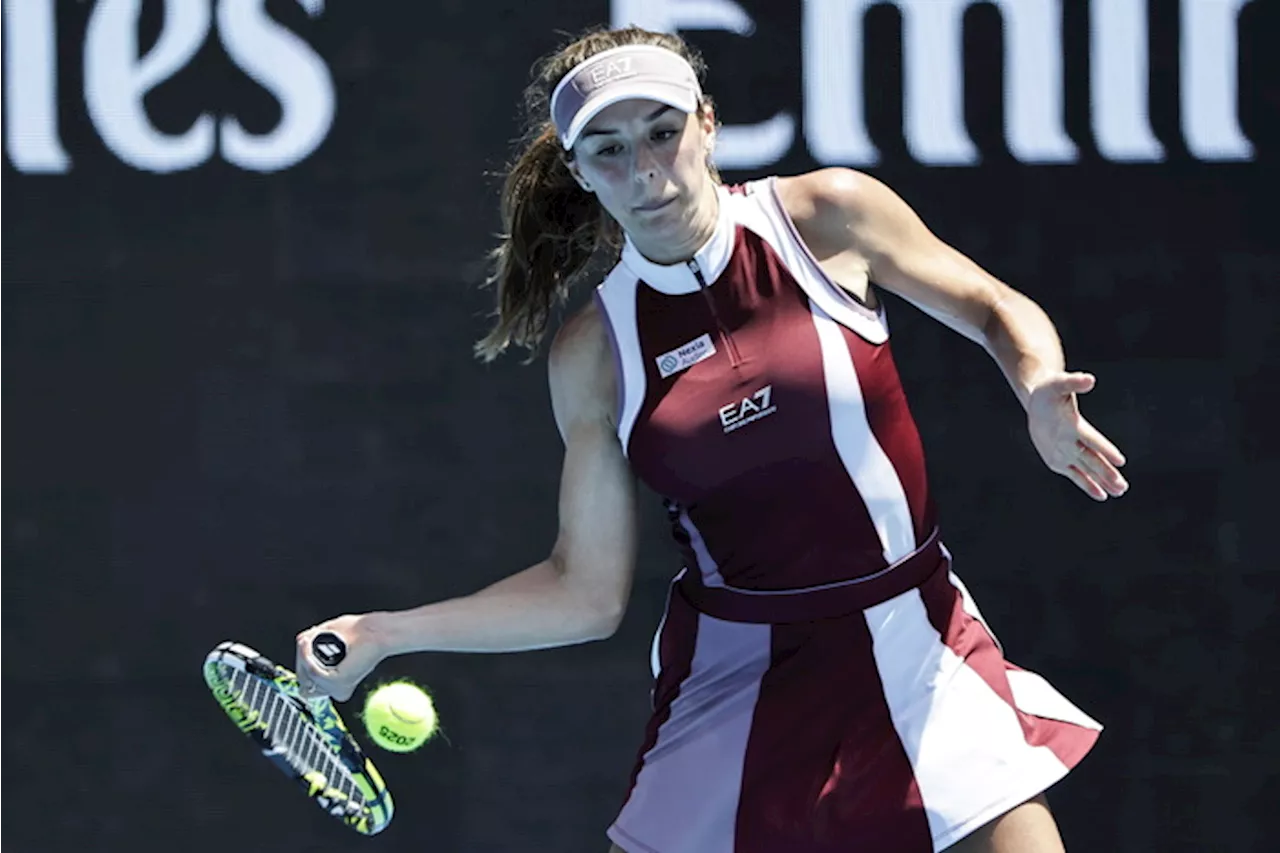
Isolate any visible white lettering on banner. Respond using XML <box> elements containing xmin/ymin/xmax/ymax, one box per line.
<box><xmin>615</xmin><ymin>0</ymin><xmax>1255</xmax><ymax>167</ymax></box>
<box><xmin>1181</xmin><ymin>0</ymin><xmax>1254</xmax><ymax>161</ymax></box>
<box><xmin>808</xmin><ymin>0</ymin><xmax>1076</xmax><ymax>166</ymax></box>
<box><xmin>217</xmin><ymin>0</ymin><xmax>336</xmax><ymax>172</ymax></box>
<box><xmin>1091</xmin><ymin>0</ymin><xmax>1165</xmax><ymax>162</ymax></box>
<box><xmin>3</xmin><ymin>0</ymin><xmax>71</xmax><ymax>172</ymax></box>
<box><xmin>85</xmin><ymin>0</ymin><xmax>216</xmax><ymax>173</ymax></box>
<box><xmin>5</xmin><ymin>0</ymin><xmax>335</xmax><ymax>174</ymax></box>
<box><xmin>611</xmin><ymin>0</ymin><xmax>796</xmax><ymax>171</ymax></box>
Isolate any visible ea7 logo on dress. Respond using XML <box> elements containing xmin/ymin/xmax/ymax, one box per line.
<box><xmin>656</xmin><ymin>333</ymin><xmax>716</xmax><ymax>379</ymax></box>
<box><xmin>719</xmin><ymin>385</ymin><xmax>777</xmax><ymax>434</ymax></box>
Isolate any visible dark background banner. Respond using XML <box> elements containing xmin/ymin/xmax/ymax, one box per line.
<box><xmin>4</xmin><ymin>1</ymin><xmax>1277</xmax><ymax>851</ymax></box>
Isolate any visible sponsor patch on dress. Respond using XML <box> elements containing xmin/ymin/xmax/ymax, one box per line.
<box><xmin>655</xmin><ymin>333</ymin><xmax>716</xmax><ymax>378</ymax></box>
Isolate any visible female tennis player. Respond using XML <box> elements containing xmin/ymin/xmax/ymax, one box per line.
<box><xmin>295</xmin><ymin>25</ymin><xmax>1128</xmax><ymax>853</ymax></box>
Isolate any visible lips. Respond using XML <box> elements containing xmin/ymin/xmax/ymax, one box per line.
<box><xmin>634</xmin><ymin>196</ymin><xmax>677</xmax><ymax>213</ymax></box>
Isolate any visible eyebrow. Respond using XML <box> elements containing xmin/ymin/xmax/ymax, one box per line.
<box><xmin>580</xmin><ymin>105</ymin><xmax>676</xmax><ymax>139</ymax></box>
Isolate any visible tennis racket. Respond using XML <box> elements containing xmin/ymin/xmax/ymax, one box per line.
<box><xmin>202</xmin><ymin>634</ymin><xmax>394</xmax><ymax>835</ymax></box>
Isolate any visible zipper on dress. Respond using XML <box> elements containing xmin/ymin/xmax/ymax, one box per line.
<box><xmin>688</xmin><ymin>259</ymin><xmax>742</xmax><ymax>367</ymax></box>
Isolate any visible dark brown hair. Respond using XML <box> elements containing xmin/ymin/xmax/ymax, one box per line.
<box><xmin>475</xmin><ymin>26</ymin><xmax>713</xmax><ymax>362</ymax></box>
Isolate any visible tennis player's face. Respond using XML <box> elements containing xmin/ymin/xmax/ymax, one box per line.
<box><xmin>570</xmin><ymin>98</ymin><xmax>717</xmax><ymax>261</ymax></box>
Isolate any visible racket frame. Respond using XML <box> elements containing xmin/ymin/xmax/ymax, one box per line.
<box><xmin>203</xmin><ymin>641</ymin><xmax>394</xmax><ymax>836</ymax></box>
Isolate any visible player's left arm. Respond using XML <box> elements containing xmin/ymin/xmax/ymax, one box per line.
<box><xmin>784</xmin><ymin>167</ymin><xmax>1128</xmax><ymax>501</ymax></box>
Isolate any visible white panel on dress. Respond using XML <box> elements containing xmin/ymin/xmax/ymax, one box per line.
<box><xmin>724</xmin><ymin>178</ymin><xmax>889</xmax><ymax>344</ymax></box>
<box><xmin>810</xmin><ymin>303</ymin><xmax>916</xmax><ymax>562</ymax></box>
<box><xmin>1006</xmin><ymin>670</ymin><xmax>1103</xmax><ymax>731</ymax></box>
<box><xmin>864</xmin><ymin>590</ymin><xmax>1072</xmax><ymax>852</ymax></box>
<box><xmin>595</xmin><ymin>269</ymin><xmax>647</xmax><ymax>455</ymax></box>
<box><xmin>611</xmin><ymin>613</ymin><xmax>773</xmax><ymax>853</ymax></box>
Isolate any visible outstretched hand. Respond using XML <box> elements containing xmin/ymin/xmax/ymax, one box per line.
<box><xmin>1027</xmin><ymin>372</ymin><xmax>1128</xmax><ymax>501</ymax></box>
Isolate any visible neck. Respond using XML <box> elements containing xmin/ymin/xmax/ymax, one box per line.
<box><xmin>628</xmin><ymin>181</ymin><xmax>720</xmax><ymax>265</ymax></box>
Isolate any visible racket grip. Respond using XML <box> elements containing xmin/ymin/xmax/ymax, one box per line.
<box><xmin>311</xmin><ymin>632</ymin><xmax>347</xmax><ymax>667</ymax></box>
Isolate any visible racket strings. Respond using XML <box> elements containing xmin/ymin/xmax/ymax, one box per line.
<box><xmin>228</xmin><ymin>668</ymin><xmax>365</xmax><ymax>811</ymax></box>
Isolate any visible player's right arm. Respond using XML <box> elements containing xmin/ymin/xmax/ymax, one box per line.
<box><xmin>298</xmin><ymin>300</ymin><xmax>638</xmax><ymax>694</ymax></box>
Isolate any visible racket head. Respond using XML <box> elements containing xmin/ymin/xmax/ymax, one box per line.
<box><xmin>202</xmin><ymin>641</ymin><xmax>394</xmax><ymax>835</ymax></box>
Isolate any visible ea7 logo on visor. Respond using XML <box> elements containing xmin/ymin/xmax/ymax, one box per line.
<box><xmin>580</xmin><ymin>56</ymin><xmax>638</xmax><ymax>93</ymax></box>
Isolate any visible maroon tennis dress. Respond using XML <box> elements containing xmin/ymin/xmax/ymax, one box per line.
<box><xmin>593</xmin><ymin>178</ymin><xmax>1101</xmax><ymax>853</ymax></box>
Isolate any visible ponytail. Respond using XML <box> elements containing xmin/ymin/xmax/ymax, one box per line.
<box><xmin>474</xmin><ymin>125</ymin><xmax>620</xmax><ymax>363</ymax></box>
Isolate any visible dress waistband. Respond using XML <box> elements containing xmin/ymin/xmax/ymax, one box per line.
<box><xmin>676</xmin><ymin>528</ymin><xmax>946</xmax><ymax>623</ymax></box>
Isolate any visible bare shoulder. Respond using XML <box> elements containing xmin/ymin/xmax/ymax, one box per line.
<box><xmin>549</xmin><ymin>299</ymin><xmax>611</xmax><ymax>386</ymax></box>
<box><xmin>776</xmin><ymin>168</ymin><xmax>895</xmax><ymax>231</ymax></box>
<box><xmin>777</xmin><ymin>167</ymin><xmax>936</xmax><ymax>270</ymax></box>
<box><xmin>547</xmin><ymin>299</ymin><xmax>617</xmax><ymax>439</ymax></box>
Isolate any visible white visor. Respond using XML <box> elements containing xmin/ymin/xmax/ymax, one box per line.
<box><xmin>550</xmin><ymin>44</ymin><xmax>702</xmax><ymax>150</ymax></box>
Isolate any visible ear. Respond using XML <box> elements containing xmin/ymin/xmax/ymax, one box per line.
<box><xmin>697</xmin><ymin>103</ymin><xmax>718</xmax><ymax>156</ymax></box>
<box><xmin>564</xmin><ymin>157</ymin><xmax>594</xmax><ymax>193</ymax></box>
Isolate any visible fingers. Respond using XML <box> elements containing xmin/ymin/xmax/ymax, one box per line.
<box><xmin>1074</xmin><ymin>442</ymin><xmax>1129</xmax><ymax>497</ymax></box>
<box><xmin>297</xmin><ymin>662</ymin><xmax>351</xmax><ymax>702</ymax></box>
<box><xmin>295</xmin><ymin>630</ymin><xmax>338</xmax><ymax>699</ymax></box>
<box><xmin>293</xmin><ymin>614</ymin><xmax>376</xmax><ymax>704</ymax></box>
<box><xmin>294</xmin><ymin>631</ymin><xmax>324</xmax><ymax>695</ymax></box>
<box><xmin>295</xmin><ymin>628</ymin><xmax>360</xmax><ymax>703</ymax></box>
<box><xmin>1078</xmin><ymin>420</ymin><xmax>1126</xmax><ymax>468</ymax></box>
<box><xmin>1046</xmin><ymin>371</ymin><xmax>1095</xmax><ymax>396</ymax></box>
<box><xmin>1065</xmin><ymin>464</ymin><xmax>1108</xmax><ymax>501</ymax></box>
<box><xmin>1065</xmin><ymin>442</ymin><xmax>1127</xmax><ymax>500</ymax></box>
<box><xmin>1075</xmin><ymin>417</ymin><xmax>1129</xmax><ymax>496</ymax></box>
<box><xmin>1032</xmin><ymin>374</ymin><xmax>1130</xmax><ymax>500</ymax></box>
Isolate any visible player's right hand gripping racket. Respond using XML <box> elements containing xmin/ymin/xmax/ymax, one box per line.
<box><xmin>202</xmin><ymin>634</ymin><xmax>394</xmax><ymax>835</ymax></box>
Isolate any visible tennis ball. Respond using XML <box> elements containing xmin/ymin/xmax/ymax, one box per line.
<box><xmin>362</xmin><ymin>681</ymin><xmax>438</xmax><ymax>753</ymax></box>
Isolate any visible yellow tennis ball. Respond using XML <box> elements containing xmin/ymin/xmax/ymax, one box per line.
<box><xmin>362</xmin><ymin>681</ymin><xmax>438</xmax><ymax>753</ymax></box>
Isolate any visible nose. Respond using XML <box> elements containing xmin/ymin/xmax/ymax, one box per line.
<box><xmin>631</xmin><ymin>142</ymin><xmax>658</xmax><ymax>185</ymax></box>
